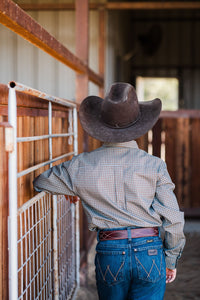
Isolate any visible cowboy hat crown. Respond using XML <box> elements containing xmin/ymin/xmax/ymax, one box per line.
<box><xmin>101</xmin><ymin>82</ymin><xmax>140</xmax><ymax>129</ymax></box>
<box><xmin>79</xmin><ymin>82</ymin><xmax>161</xmax><ymax>143</ymax></box>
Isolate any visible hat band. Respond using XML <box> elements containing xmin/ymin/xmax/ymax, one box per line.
<box><xmin>103</xmin><ymin>111</ymin><xmax>141</xmax><ymax>129</ymax></box>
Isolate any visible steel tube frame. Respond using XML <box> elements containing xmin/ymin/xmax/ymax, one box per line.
<box><xmin>53</xmin><ymin>195</ymin><xmax>59</xmax><ymax>300</ymax></box>
<box><xmin>8</xmin><ymin>85</ymin><xmax>18</xmax><ymax>300</ymax></box>
<box><xmin>7</xmin><ymin>81</ymin><xmax>79</xmax><ymax>299</ymax></box>
<box><xmin>17</xmin><ymin>151</ymin><xmax>75</xmax><ymax>178</ymax></box>
<box><xmin>73</xmin><ymin>107</ymin><xmax>80</xmax><ymax>289</ymax></box>
<box><xmin>17</xmin><ymin>132</ymin><xmax>74</xmax><ymax>143</ymax></box>
<box><xmin>9</xmin><ymin>81</ymin><xmax>76</xmax><ymax>108</ymax></box>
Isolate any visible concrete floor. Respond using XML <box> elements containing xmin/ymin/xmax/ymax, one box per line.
<box><xmin>75</xmin><ymin>220</ymin><xmax>200</xmax><ymax>300</ymax></box>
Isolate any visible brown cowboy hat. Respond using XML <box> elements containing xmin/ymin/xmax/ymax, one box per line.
<box><xmin>79</xmin><ymin>82</ymin><xmax>161</xmax><ymax>143</ymax></box>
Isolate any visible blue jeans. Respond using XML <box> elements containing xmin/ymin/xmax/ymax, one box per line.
<box><xmin>95</xmin><ymin>228</ymin><xmax>166</xmax><ymax>300</ymax></box>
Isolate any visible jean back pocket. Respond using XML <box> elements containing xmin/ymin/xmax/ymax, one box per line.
<box><xmin>134</xmin><ymin>244</ymin><xmax>166</xmax><ymax>283</ymax></box>
<box><xmin>95</xmin><ymin>249</ymin><xmax>126</xmax><ymax>286</ymax></box>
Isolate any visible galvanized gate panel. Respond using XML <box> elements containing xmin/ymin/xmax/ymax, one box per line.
<box><xmin>57</xmin><ymin>195</ymin><xmax>77</xmax><ymax>299</ymax></box>
<box><xmin>7</xmin><ymin>82</ymin><xmax>79</xmax><ymax>300</ymax></box>
<box><xmin>17</xmin><ymin>192</ymin><xmax>54</xmax><ymax>300</ymax></box>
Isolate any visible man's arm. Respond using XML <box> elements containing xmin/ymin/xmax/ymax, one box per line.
<box><xmin>152</xmin><ymin>160</ymin><xmax>186</xmax><ymax>272</ymax></box>
<box><xmin>33</xmin><ymin>160</ymin><xmax>76</xmax><ymax>196</ymax></box>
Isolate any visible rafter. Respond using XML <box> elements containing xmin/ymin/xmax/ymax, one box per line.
<box><xmin>19</xmin><ymin>2</ymin><xmax>200</xmax><ymax>11</ymax></box>
<box><xmin>0</xmin><ymin>0</ymin><xmax>103</xmax><ymax>87</ymax></box>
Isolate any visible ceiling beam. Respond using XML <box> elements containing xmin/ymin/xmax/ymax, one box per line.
<box><xmin>0</xmin><ymin>0</ymin><xmax>103</xmax><ymax>87</ymax></box>
<box><xmin>19</xmin><ymin>2</ymin><xmax>200</xmax><ymax>11</ymax></box>
<box><xmin>106</xmin><ymin>2</ymin><xmax>200</xmax><ymax>10</ymax></box>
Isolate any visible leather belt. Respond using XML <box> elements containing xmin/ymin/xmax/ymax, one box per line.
<box><xmin>99</xmin><ymin>227</ymin><xmax>159</xmax><ymax>241</ymax></box>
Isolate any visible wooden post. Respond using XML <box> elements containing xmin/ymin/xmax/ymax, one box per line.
<box><xmin>152</xmin><ymin>119</ymin><xmax>162</xmax><ymax>158</ymax></box>
<box><xmin>99</xmin><ymin>7</ymin><xmax>105</xmax><ymax>98</ymax></box>
<box><xmin>75</xmin><ymin>0</ymin><xmax>89</xmax><ymax>104</ymax></box>
<box><xmin>75</xmin><ymin>0</ymin><xmax>90</xmax><ymax>265</ymax></box>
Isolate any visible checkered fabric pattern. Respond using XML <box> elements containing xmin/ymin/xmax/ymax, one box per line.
<box><xmin>33</xmin><ymin>140</ymin><xmax>185</xmax><ymax>269</ymax></box>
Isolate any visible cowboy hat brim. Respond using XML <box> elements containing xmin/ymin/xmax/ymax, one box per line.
<box><xmin>79</xmin><ymin>96</ymin><xmax>162</xmax><ymax>143</ymax></box>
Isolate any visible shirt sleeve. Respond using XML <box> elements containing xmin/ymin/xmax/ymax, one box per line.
<box><xmin>152</xmin><ymin>160</ymin><xmax>186</xmax><ymax>270</ymax></box>
<box><xmin>33</xmin><ymin>159</ymin><xmax>76</xmax><ymax>196</ymax></box>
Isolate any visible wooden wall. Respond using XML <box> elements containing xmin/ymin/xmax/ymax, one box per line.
<box><xmin>138</xmin><ymin>110</ymin><xmax>200</xmax><ymax>216</ymax></box>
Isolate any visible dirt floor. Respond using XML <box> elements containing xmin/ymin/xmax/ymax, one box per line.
<box><xmin>75</xmin><ymin>220</ymin><xmax>200</xmax><ymax>300</ymax></box>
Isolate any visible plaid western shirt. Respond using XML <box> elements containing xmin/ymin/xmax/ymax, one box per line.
<box><xmin>33</xmin><ymin>140</ymin><xmax>185</xmax><ymax>269</ymax></box>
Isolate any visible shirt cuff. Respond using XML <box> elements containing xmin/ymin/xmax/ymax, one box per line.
<box><xmin>33</xmin><ymin>178</ymin><xmax>43</xmax><ymax>192</ymax></box>
<box><xmin>165</xmin><ymin>256</ymin><xmax>178</xmax><ymax>269</ymax></box>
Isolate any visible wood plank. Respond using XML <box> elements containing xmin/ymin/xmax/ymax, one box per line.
<box><xmin>17</xmin><ymin>117</ymin><xmax>24</xmax><ymax>207</ymax></box>
<box><xmin>34</xmin><ymin>117</ymin><xmax>46</xmax><ymax>177</ymax></box>
<box><xmin>0</xmin><ymin>116</ymin><xmax>4</xmax><ymax>300</ymax></box>
<box><xmin>19</xmin><ymin>2</ymin><xmax>200</xmax><ymax>11</ymax></box>
<box><xmin>136</xmin><ymin>133</ymin><xmax>148</xmax><ymax>152</ymax></box>
<box><xmin>0</xmin><ymin>0</ymin><xmax>103</xmax><ymax>87</ymax></box>
<box><xmin>164</xmin><ymin>118</ymin><xmax>177</xmax><ymax>190</ymax></box>
<box><xmin>161</xmin><ymin>110</ymin><xmax>200</xmax><ymax>119</ymax></box>
<box><xmin>106</xmin><ymin>2</ymin><xmax>200</xmax><ymax>10</ymax></box>
<box><xmin>0</xmin><ymin>116</ymin><xmax>9</xmax><ymax>299</ymax></box>
<box><xmin>0</xmin><ymin>105</ymin><xmax>69</xmax><ymax>118</ymax></box>
<box><xmin>190</xmin><ymin>119</ymin><xmax>200</xmax><ymax>208</ymax></box>
<box><xmin>175</xmin><ymin>118</ymin><xmax>190</xmax><ymax>209</ymax></box>
<box><xmin>152</xmin><ymin>119</ymin><xmax>162</xmax><ymax>158</ymax></box>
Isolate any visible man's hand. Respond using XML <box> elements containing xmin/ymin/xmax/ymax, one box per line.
<box><xmin>166</xmin><ymin>268</ymin><xmax>177</xmax><ymax>283</ymax></box>
<box><xmin>65</xmin><ymin>195</ymin><xmax>79</xmax><ymax>204</ymax></box>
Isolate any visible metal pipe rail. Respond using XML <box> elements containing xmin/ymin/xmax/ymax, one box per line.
<box><xmin>17</xmin><ymin>152</ymin><xmax>75</xmax><ymax>178</ymax></box>
<box><xmin>7</xmin><ymin>81</ymin><xmax>79</xmax><ymax>300</ymax></box>
<box><xmin>9</xmin><ymin>81</ymin><xmax>76</xmax><ymax>107</ymax></box>
<box><xmin>17</xmin><ymin>133</ymin><xmax>74</xmax><ymax>143</ymax></box>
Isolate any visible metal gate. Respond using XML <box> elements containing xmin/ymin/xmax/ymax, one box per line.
<box><xmin>6</xmin><ymin>82</ymin><xmax>79</xmax><ymax>300</ymax></box>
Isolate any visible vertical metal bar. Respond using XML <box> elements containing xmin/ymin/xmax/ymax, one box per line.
<box><xmin>31</xmin><ymin>205</ymin><xmax>35</xmax><ymax>300</ymax></box>
<box><xmin>73</xmin><ymin>108</ymin><xmax>78</xmax><ymax>156</ymax></box>
<box><xmin>73</xmin><ymin>107</ymin><xmax>80</xmax><ymax>288</ymax></box>
<box><xmin>48</xmin><ymin>102</ymin><xmax>53</xmax><ymax>167</ymax></box>
<box><xmin>24</xmin><ymin>212</ymin><xmax>28</xmax><ymax>300</ymax></box>
<box><xmin>28</xmin><ymin>208</ymin><xmax>31</xmax><ymax>299</ymax></box>
<box><xmin>38</xmin><ymin>198</ymin><xmax>42</xmax><ymax>294</ymax></box>
<box><xmin>35</xmin><ymin>202</ymin><xmax>39</xmax><ymax>296</ymax></box>
<box><xmin>49</xmin><ymin>98</ymin><xmax>59</xmax><ymax>298</ymax></box>
<box><xmin>20</xmin><ymin>215</ymin><xmax>23</xmax><ymax>298</ymax></box>
<box><xmin>8</xmin><ymin>85</ymin><xmax>18</xmax><ymax>300</ymax></box>
<box><xmin>53</xmin><ymin>195</ymin><xmax>59</xmax><ymax>300</ymax></box>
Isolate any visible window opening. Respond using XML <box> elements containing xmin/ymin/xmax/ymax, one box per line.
<box><xmin>136</xmin><ymin>76</ymin><xmax>179</xmax><ymax>160</ymax></box>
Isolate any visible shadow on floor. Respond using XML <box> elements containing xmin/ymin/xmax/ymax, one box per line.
<box><xmin>75</xmin><ymin>220</ymin><xmax>200</xmax><ymax>300</ymax></box>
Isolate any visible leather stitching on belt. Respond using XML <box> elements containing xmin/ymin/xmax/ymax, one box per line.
<box><xmin>99</xmin><ymin>227</ymin><xmax>159</xmax><ymax>241</ymax></box>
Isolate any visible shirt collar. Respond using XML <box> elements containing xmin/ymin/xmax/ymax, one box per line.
<box><xmin>103</xmin><ymin>140</ymin><xmax>138</xmax><ymax>149</ymax></box>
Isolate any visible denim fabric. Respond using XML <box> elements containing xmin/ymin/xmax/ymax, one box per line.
<box><xmin>95</xmin><ymin>228</ymin><xmax>166</xmax><ymax>300</ymax></box>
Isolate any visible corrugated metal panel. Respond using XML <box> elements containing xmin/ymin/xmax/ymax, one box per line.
<box><xmin>0</xmin><ymin>8</ymin><xmax>99</xmax><ymax>100</ymax></box>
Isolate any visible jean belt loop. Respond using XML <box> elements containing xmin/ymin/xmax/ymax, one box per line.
<box><xmin>158</xmin><ymin>227</ymin><xmax>161</xmax><ymax>238</ymax></box>
<box><xmin>127</xmin><ymin>228</ymin><xmax>132</xmax><ymax>242</ymax></box>
<box><xmin>97</xmin><ymin>229</ymin><xmax>100</xmax><ymax>242</ymax></box>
